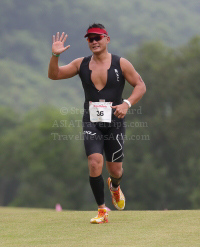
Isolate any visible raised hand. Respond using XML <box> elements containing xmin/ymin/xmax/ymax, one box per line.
<box><xmin>52</xmin><ymin>32</ymin><xmax>70</xmax><ymax>55</ymax></box>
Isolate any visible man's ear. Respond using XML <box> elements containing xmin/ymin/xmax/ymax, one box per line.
<box><xmin>106</xmin><ymin>36</ymin><xmax>110</xmax><ymax>44</ymax></box>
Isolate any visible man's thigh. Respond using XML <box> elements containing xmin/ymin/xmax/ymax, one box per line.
<box><xmin>83</xmin><ymin>122</ymin><xmax>104</xmax><ymax>157</ymax></box>
<box><xmin>104</xmin><ymin>125</ymin><xmax>125</xmax><ymax>162</ymax></box>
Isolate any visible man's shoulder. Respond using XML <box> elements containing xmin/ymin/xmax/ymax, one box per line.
<box><xmin>111</xmin><ymin>54</ymin><xmax>123</xmax><ymax>69</ymax></box>
<box><xmin>111</xmin><ymin>54</ymin><xmax>121</xmax><ymax>60</ymax></box>
<box><xmin>112</xmin><ymin>55</ymin><xmax>129</xmax><ymax>63</ymax></box>
<box><xmin>79</xmin><ymin>55</ymin><xmax>92</xmax><ymax>66</ymax></box>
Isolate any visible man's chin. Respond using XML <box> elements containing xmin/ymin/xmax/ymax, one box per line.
<box><xmin>92</xmin><ymin>48</ymin><xmax>102</xmax><ymax>54</ymax></box>
<box><xmin>92</xmin><ymin>48</ymin><xmax>100</xmax><ymax>52</ymax></box>
<box><xmin>90</xmin><ymin>46</ymin><xmax>107</xmax><ymax>54</ymax></box>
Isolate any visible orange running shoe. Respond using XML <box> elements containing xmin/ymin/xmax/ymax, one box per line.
<box><xmin>107</xmin><ymin>177</ymin><xmax>125</xmax><ymax>210</ymax></box>
<box><xmin>90</xmin><ymin>208</ymin><xmax>108</xmax><ymax>224</ymax></box>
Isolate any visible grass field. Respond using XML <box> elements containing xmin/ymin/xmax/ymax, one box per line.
<box><xmin>0</xmin><ymin>207</ymin><xmax>200</xmax><ymax>247</ymax></box>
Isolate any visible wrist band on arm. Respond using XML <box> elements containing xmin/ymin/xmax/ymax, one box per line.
<box><xmin>123</xmin><ymin>99</ymin><xmax>131</xmax><ymax>108</ymax></box>
<box><xmin>52</xmin><ymin>52</ymin><xmax>60</xmax><ymax>57</ymax></box>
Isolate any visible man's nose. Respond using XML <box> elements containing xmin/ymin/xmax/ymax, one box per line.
<box><xmin>92</xmin><ymin>39</ymin><xmax>97</xmax><ymax>44</ymax></box>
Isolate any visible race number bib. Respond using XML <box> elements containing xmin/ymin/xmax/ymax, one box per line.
<box><xmin>89</xmin><ymin>102</ymin><xmax>113</xmax><ymax>123</ymax></box>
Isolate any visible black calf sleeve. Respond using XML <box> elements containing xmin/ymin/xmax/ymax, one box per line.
<box><xmin>89</xmin><ymin>175</ymin><xmax>105</xmax><ymax>206</ymax></box>
<box><xmin>110</xmin><ymin>170</ymin><xmax>123</xmax><ymax>188</ymax></box>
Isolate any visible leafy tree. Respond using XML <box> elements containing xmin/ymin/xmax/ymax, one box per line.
<box><xmin>8</xmin><ymin>107</ymin><xmax>89</xmax><ymax>209</ymax></box>
<box><xmin>0</xmin><ymin>107</ymin><xmax>20</xmax><ymax>205</ymax></box>
<box><xmin>122</xmin><ymin>36</ymin><xmax>200</xmax><ymax>210</ymax></box>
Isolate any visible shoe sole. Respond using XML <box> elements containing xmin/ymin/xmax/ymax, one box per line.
<box><xmin>90</xmin><ymin>219</ymin><xmax>108</xmax><ymax>224</ymax></box>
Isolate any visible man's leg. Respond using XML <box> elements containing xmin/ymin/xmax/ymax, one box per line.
<box><xmin>88</xmin><ymin>153</ymin><xmax>105</xmax><ymax>208</ymax></box>
<box><xmin>88</xmin><ymin>153</ymin><xmax>108</xmax><ymax>224</ymax></box>
<box><xmin>106</xmin><ymin>161</ymin><xmax>125</xmax><ymax>210</ymax></box>
<box><xmin>83</xmin><ymin>121</ymin><xmax>109</xmax><ymax>223</ymax></box>
<box><xmin>106</xmin><ymin>161</ymin><xmax>123</xmax><ymax>187</ymax></box>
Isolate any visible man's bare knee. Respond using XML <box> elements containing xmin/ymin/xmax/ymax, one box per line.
<box><xmin>88</xmin><ymin>154</ymin><xmax>103</xmax><ymax>176</ymax></box>
<box><xmin>107</xmin><ymin>161</ymin><xmax>123</xmax><ymax>178</ymax></box>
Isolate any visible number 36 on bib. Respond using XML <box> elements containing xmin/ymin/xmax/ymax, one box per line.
<box><xmin>89</xmin><ymin>102</ymin><xmax>113</xmax><ymax>123</ymax></box>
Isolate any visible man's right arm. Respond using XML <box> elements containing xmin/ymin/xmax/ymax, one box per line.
<box><xmin>48</xmin><ymin>31</ymin><xmax>83</xmax><ymax>80</ymax></box>
<box><xmin>48</xmin><ymin>56</ymin><xmax>83</xmax><ymax>80</ymax></box>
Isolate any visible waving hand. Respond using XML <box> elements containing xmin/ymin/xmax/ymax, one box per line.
<box><xmin>52</xmin><ymin>32</ymin><xmax>70</xmax><ymax>55</ymax></box>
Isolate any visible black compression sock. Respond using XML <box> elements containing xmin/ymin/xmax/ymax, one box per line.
<box><xmin>110</xmin><ymin>170</ymin><xmax>123</xmax><ymax>188</ymax></box>
<box><xmin>89</xmin><ymin>175</ymin><xmax>105</xmax><ymax>206</ymax></box>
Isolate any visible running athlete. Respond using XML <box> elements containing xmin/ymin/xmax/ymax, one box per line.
<box><xmin>48</xmin><ymin>23</ymin><xmax>146</xmax><ymax>224</ymax></box>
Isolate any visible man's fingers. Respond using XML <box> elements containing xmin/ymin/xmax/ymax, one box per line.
<box><xmin>56</xmin><ymin>32</ymin><xmax>59</xmax><ymax>41</ymax></box>
<box><xmin>114</xmin><ymin>111</ymin><xmax>119</xmax><ymax>117</ymax></box>
<box><xmin>114</xmin><ymin>111</ymin><xmax>124</xmax><ymax>118</ymax></box>
<box><xmin>118</xmin><ymin>114</ymin><xmax>125</xmax><ymax>119</ymax></box>
<box><xmin>52</xmin><ymin>35</ymin><xmax>55</xmax><ymax>44</ymax></box>
<box><xmin>63</xmin><ymin>34</ymin><xmax>68</xmax><ymax>43</ymax></box>
<box><xmin>53</xmin><ymin>32</ymin><xmax>68</xmax><ymax>43</ymax></box>
<box><xmin>60</xmin><ymin>32</ymin><xmax>65</xmax><ymax>41</ymax></box>
<box><xmin>63</xmin><ymin>45</ymin><xmax>70</xmax><ymax>51</ymax></box>
<box><xmin>112</xmin><ymin>103</ymin><xmax>128</xmax><ymax>118</ymax></box>
<box><xmin>114</xmin><ymin>108</ymin><xmax>126</xmax><ymax>118</ymax></box>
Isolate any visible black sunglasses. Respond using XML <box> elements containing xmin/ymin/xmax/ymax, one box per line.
<box><xmin>87</xmin><ymin>35</ymin><xmax>106</xmax><ymax>43</ymax></box>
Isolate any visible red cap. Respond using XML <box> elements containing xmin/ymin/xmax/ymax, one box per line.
<box><xmin>84</xmin><ymin>27</ymin><xmax>108</xmax><ymax>38</ymax></box>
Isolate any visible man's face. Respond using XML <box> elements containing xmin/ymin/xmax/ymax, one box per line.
<box><xmin>87</xmin><ymin>34</ymin><xmax>110</xmax><ymax>53</ymax></box>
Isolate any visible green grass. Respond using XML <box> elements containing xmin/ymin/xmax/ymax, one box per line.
<box><xmin>0</xmin><ymin>207</ymin><xmax>200</xmax><ymax>247</ymax></box>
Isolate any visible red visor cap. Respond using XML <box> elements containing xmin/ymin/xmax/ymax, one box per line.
<box><xmin>84</xmin><ymin>27</ymin><xmax>108</xmax><ymax>38</ymax></box>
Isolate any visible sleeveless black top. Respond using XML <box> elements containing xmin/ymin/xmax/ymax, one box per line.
<box><xmin>79</xmin><ymin>54</ymin><xmax>125</xmax><ymax>110</ymax></box>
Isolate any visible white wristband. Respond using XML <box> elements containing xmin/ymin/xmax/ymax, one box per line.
<box><xmin>123</xmin><ymin>99</ymin><xmax>131</xmax><ymax>108</ymax></box>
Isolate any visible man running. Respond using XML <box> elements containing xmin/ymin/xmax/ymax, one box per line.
<box><xmin>48</xmin><ymin>23</ymin><xmax>146</xmax><ymax>224</ymax></box>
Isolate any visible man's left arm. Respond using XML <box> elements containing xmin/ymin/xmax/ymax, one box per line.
<box><xmin>111</xmin><ymin>58</ymin><xmax>146</xmax><ymax>118</ymax></box>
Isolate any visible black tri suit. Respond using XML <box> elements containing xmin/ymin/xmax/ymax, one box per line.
<box><xmin>79</xmin><ymin>54</ymin><xmax>126</xmax><ymax>162</ymax></box>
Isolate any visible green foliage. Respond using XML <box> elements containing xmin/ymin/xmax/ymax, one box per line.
<box><xmin>122</xmin><ymin>36</ymin><xmax>200</xmax><ymax>210</ymax></box>
<box><xmin>1</xmin><ymin>0</ymin><xmax>200</xmax><ymax>113</ymax></box>
<box><xmin>6</xmin><ymin>107</ymin><xmax>89</xmax><ymax>209</ymax></box>
<box><xmin>0</xmin><ymin>107</ymin><xmax>21</xmax><ymax>205</ymax></box>
<box><xmin>0</xmin><ymin>59</ymin><xmax>83</xmax><ymax>112</ymax></box>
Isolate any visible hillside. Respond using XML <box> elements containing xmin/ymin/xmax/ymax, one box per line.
<box><xmin>0</xmin><ymin>0</ymin><xmax>200</xmax><ymax>112</ymax></box>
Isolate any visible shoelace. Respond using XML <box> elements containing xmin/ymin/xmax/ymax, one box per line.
<box><xmin>112</xmin><ymin>188</ymin><xmax>120</xmax><ymax>202</ymax></box>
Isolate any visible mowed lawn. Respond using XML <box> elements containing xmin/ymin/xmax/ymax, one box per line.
<box><xmin>0</xmin><ymin>207</ymin><xmax>200</xmax><ymax>247</ymax></box>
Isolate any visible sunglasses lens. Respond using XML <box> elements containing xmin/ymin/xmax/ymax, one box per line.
<box><xmin>95</xmin><ymin>36</ymin><xmax>101</xmax><ymax>42</ymax></box>
<box><xmin>88</xmin><ymin>35</ymin><xmax>103</xmax><ymax>43</ymax></box>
